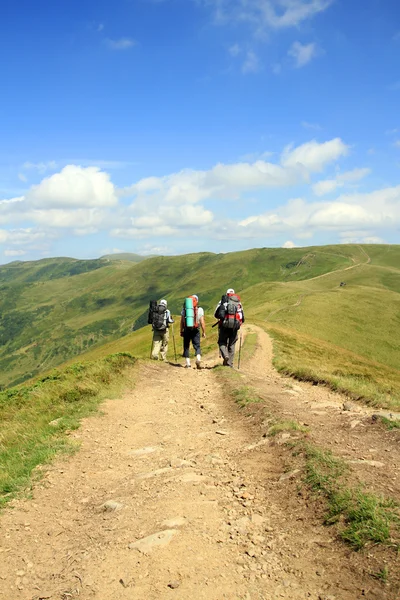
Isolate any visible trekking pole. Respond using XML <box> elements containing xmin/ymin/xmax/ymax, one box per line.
<box><xmin>172</xmin><ymin>323</ymin><xmax>177</xmax><ymax>362</ymax></box>
<box><xmin>237</xmin><ymin>333</ymin><xmax>242</xmax><ymax>370</ymax></box>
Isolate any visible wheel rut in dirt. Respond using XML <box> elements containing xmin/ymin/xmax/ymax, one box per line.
<box><xmin>0</xmin><ymin>327</ymin><xmax>398</xmax><ymax>600</ymax></box>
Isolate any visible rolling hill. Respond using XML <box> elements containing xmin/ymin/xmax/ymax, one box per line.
<box><xmin>1</xmin><ymin>245</ymin><xmax>399</xmax><ymax>407</ymax></box>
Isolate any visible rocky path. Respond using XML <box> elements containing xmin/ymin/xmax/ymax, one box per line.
<box><xmin>0</xmin><ymin>328</ymin><xmax>398</xmax><ymax>599</ymax></box>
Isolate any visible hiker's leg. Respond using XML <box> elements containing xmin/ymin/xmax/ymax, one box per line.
<box><xmin>151</xmin><ymin>332</ymin><xmax>162</xmax><ymax>360</ymax></box>
<box><xmin>218</xmin><ymin>328</ymin><xmax>230</xmax><ymax>364</ymax></box>
<box><xmin>227</xmin><ymin>330</ymin><xmax>238</xmax><ymax>367</ymax></box>
<box><xmin>183</xmin><ymin>330</ymin><xmax>191</xmax><ymax>358</ymax></box>
<box><xmin>192</xmin><ymin>328</ymin><xmax>201</xmax><ymax>356</ymax></box>
<box><xmin>160</xmin><ymin>330</ymin><xmax>169</xmax><ymax>361</ymax></box>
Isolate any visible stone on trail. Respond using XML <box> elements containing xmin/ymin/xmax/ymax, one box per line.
<box><xmin>349</xmin><ymin>459</ymin><xmax>385</xmax><ymax>468</ymax></box>
<box><xmin>215</xmin><ymin>430</ymin><xmax>229</xmax><ymax>436</ymax></box>
<box><xmin>251</xmin><ymin>514</ymin><xmax>265</xmax><ymax>526</ymax></box>
<box><xmin>168</xmin><ymin>581</ymin><xmax>181</xmax><ymax>589</ymax></box>
<box><xmin>170</xmin><ymin>458</ymin><xmax>192</xmax><ymax>468</ymax></box>
<box><xmin>128</xmin><ymin>529</ymin><xmax>179</xmax><ymax>554</ymax></box>
<box><xmin>101</xmin><ymin>500</ymin><xmax>124</xmax><ymax>512</ymax></box>
<box><xmin>161</xmin><ymin>517</ymin><xmax>187</xmax><ymax>529</ymax></box>
<box><xmin>342</xmin><ymin>402</ymin><xmax>354</xmax><ymax>411</ymax></box>
<box><xmin>137</xmin><ymin>467</ymin><xmax>173</xmax><ymax>479</ymax></box>
<box><xmin>178</xmin><ymin>472</ymin><xmax>208</xmax><ymax>483</ymax></box>
<box><xmin>279</xmin><ymin>469</ymin><xmax>301</xmax><ymax>482</ymax></box>
<box><xmin>128</xmin><ymin>446</ymin><xmax>160</xmax><ymax>456</ymax></box>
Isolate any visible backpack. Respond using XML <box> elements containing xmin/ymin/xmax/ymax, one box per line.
<box><xmin>149</xmin><ymin>301</ymin><xmax>168</xmax><ymax>331</ymax></box>
<box><xmin>221</xmin><ymin>293</ymin><xmax>242</xmax><ymax>330</ymax></box>
<box><xmin>147</xmin><ymin>300</ymin><xmax>157</xmax><ymax>325</ymax></box>
<box><xmin>183</xmin><ymin>296</ymin><xmax>199</xmax><ymax>328</ymax></box>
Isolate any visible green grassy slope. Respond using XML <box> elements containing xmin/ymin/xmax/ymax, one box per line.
<box><xmin>0</xmin><ymin>245</ymin><xmax>355</xmax><ymax>387</ymax></box>
<box><xmin>1</xmin><ymin>244</ymin><xmax>399</xmax><ymax>407</ymax></box>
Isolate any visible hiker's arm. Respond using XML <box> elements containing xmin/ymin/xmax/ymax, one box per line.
<box><xmin>168</xmin><ymin>310</ymin><xmax>174</xmax><ymax>324</ymax></box>
<box><xmin>200</xmin><ymin>315</ymin><xmax>206</xmax><ymax>338</ymax></box>
<box><xmin>180</xmin><ymin>315</ymin><xmax>185</xmax><ymax>336</ymax></box>
<box><xmin>213</xmin><ymin>302</ymin><xmax>221</xmax><ymax>319</ymax></box>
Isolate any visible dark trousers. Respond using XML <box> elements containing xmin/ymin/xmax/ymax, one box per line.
<box><xmin>183</xmin><ymin>327</ymin><xmax>201</xmax><ymax>358</ymax></box>
<box><xmin>183</xmin><ymin>328</ymin><xmax>201</xmax><ymax>358</ymax></box>
<box><xmin>218</xmin><ymin>327</ymin><xmax>238</xmax><ymax>367</ymax></box>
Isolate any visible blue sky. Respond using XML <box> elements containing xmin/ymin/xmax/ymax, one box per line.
<box><xmin>0</xmin><ymin>0</ymin><xmax>399</xmax><ymax>262</ymax></box>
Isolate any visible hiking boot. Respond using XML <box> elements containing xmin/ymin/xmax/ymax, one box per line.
<box><xmin>184</xmin><ymin>364</ymin><xmax>191</xmax><ymax>369</ymax></box>
<box><xmin>222</xmin><ymin>357</ymin><xmax>229</xmax><ymax>366</ymax></box>
<box><xmin>196</xmin><ymin>359</ymin><xmax>201</xmax><ymax>369</ymax></box>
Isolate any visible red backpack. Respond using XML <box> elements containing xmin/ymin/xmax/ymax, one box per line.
<box><xmin>222</xmin><ymin>293</ymin><xmax>242</xmax><ymax>330</ymax></box>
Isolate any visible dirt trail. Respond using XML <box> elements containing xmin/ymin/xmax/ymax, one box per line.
<box><xmin>0</xmin><ymin>328</ymin><xmax>399</xmax><ymax>600</ymax></box>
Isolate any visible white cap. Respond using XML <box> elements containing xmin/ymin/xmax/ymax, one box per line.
<box><xmin>193</xmin><ymin>295</ymin><xmax>198</xmax><ymax>301</ymax></box>
<box><xmin>160</xmin><ymin>299</ymin><xmax>167</xmax><ymax>306</ymax></box>
<box><xmin>227</xmin><ymin>288</ymin><xmax>235</xmax><ymax>294</ymax></box>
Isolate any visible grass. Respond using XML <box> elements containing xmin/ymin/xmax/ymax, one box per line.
<box><xmin>0</xmin><ymin>352</ymin><xmax>136</xmax><ymax>508</ymax></box>
<box><xmin>240</xmin><ymin>331</ymin><xmax>258</xmax><ymax>363</ymax></box>
<box><xmin>264</xmin><ymin>325</ymin><xmax>400</xmax><ymax>411</ymax></box>
<box><xmin>268</xmin><ymin>420</ymin><xmax>309</xmax><ymax>436</ymax></box>
<box><xmin>372</xmin><ymin>567</ymin><xmax>389</xmax><ymax>583</ymax></box>
<box><xmin>231</xmin><ymin>386</ymin><xmax>262</xmax><ymax>408</ymax></box>
<box><xmin>301</xmin><ymin>444</ymin><xmax>400</xmax><ymax>550</ymax></box>
<box><xmin>1</xmin><ymin>243</ymin><xmax>400</xmax><ymax>414</ymax></box>
<box><xmin>213</xmin><ymin>365</ymin><xmax>261</xmax><ymax>408</ymax></box>
<box><xmin>0</xmin><ymin>244</ymin><xmax>372</xmax><ymax>388</ymax></box>
<box><xmin>380</xmin><ymin>416</ymin><xmax>400</xmax><ymax>430</ymax></box>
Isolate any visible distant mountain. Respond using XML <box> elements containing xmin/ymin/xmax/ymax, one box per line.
<box><xmin>1</xmin><ymin>245</ymin><xmax>399</xmax><ymax>390</ymax></box>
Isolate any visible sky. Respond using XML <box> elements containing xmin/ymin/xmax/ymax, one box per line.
<box><xmin>0</xmin><ymin>0</ymin><xmax>400</xmax><ymax>263</ymax></box>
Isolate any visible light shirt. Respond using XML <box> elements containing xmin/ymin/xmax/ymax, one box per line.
<box><xmin>181</xmin><ymin>307</ymin><xmax>204</xmax><ymax>319</ymax></box>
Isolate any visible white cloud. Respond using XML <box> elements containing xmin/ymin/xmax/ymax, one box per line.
<box><xmin>5</xmin><ymin>138</ymin><xmax>391</xmax><ymax>252</ymax></box>
<box><xmin>301</xmin><ymin>121</ymin><xmax>322</xmax><ymax>131</ymax></box>
<box><xmin>101</xmin><ymin>247</ymin><xmax>125</xmax><ymax>255</ymax></box>
<box><xmin>18</xmin><ymin>173</ymin><xmax>27</xmax><ymax>183</ymax></box>
<box><xmin>205</xmin><ymin>0</ymin><xmax>334</xmax><ymax>30</ymax></box>
<box><xmin>106</xmin><ymin>38</ymin><xmax>136</xmax><ymax>50</ymax></box>
<box><xmin>229</xmin><ymin>43</ymin><xmax>241</xmax><ymax>57</ymax></box>
<box><xmin>312</xmin><ymin>179</ymin><xmax>338</xmax><ymax>196</ymax></box>
<box><xmin>281</xmin><ymin>138</ymin><xmax>349</xmax><ymax>172</ymax></box>
<box><xmin>312</xmin><ymin>167</ymin><xmax>370</xmax><ymax>196</ymax></box>
<box><xmin>4</xmin><ymin>249</ymin><xmax>27</xmax><ymax>257</ymax></box>
<box><xmin>28</xmin><ymin>208</ymin><xmax>115</xmax><ymax>229</ymax></box>
<box><xmin>0</xmin><ymin>228</ymin><xmax>52</xmax><ymax>246</ymax></box>
<box><xmin>232</xmin><ymin>186</ymin><xmax>400</xmax><ymax>240</ymax></box>
<box><xmin>242</xmin><ymin>51</ymin><xmax>260</xmax><ymax>74</ymax></box>
<box><xmin>137</xmin><ymin>245</ymin><xmax>173</xmax><ymax>256</ymax></box>
<box><xmin>283</xmin><ymin>240</ymin><xmax>296</xmax><ymax>248</ymax></box>
<box><xmin>339</xmin><ymin>233</ymin><xmax>386</xmax><ymax>244</ymax></box>
<box><xmin>23</xmin><ymin>161</ymin><xmax>57</xmax><ymax>174</ymax></box>
<box><xmin>394</xmin><ymin>140</ymin><xmax>400</xmax><ymax>148</ymax></box>
<box><xmin>288</xmin><ymin>41</ymin><xmax>318</xmax><ymax>67</ymax></box>
<box><xmin>27</xmin><ymin>165</ymin><xmax>118</xmax><ymax>209</ymax></box>
<box><xmin>97</xmin><ymin>23</ymin><xmax>104</xmax><ymax>32</ymax></box>
<box><xmin>337</xmin><ymin>167</ymin><xmax>370</xmax><ymax>183</ymax></box>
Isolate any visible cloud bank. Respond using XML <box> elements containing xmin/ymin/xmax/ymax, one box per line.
<box><xmin>1</xmin><ymin>137</ymin><xmax>398</xmax><ymax>258</ymax></box>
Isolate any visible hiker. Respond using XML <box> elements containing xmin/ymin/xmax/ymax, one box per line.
<box><xmin>149</xmin><ymin>299</ymin><xmax>174</xmax><ymax>361</ymax></box>
<box><xmin>214</xmin><ymin>288</ymin><xmax>244</xmax><ymax>368</ymax></box>
<box><xmin>180</xmin><ymin>295</ymin><xmax>206</xmax><ymax>368</ymax></box>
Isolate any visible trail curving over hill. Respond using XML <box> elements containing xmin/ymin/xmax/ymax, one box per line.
<box><xmin>0</xmin><ymin>325</ymin><xmax>399</xmax><ymax>599</ymax></box>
